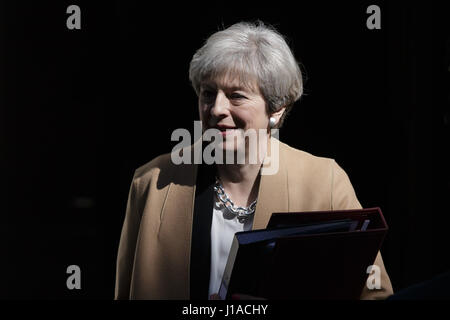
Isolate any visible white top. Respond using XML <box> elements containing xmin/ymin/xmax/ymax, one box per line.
<box><xmin>208</xmin><ymin>196</ymin><xmax>254</xmax><ymax>298</ymax></box>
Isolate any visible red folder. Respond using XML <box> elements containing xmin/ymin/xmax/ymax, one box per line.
<box><xmin>219</xmin><ymin>207</ymin><xmax>388</xmax><ymax>300</ymax></box>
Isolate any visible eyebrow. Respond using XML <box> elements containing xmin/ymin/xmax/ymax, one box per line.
<box><xmin>227</xmin><ymin>86</ymin><xmax>248</xmax><ymax>92</ymax></box>
<box><xmin>200</xmin><ymin>83</ymin><xmax>251</xmax><ymax>92</ymax></box>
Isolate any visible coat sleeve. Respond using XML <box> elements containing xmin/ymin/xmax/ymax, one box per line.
<box><xmin>114</xmin><ymin>173</ymin><xmax>143</xmax><ymax>300</ymax></box>
<box><xmin>331</xmin><ymin>160</ymin><xmax>394</xmax><ymax>300</ymax></box>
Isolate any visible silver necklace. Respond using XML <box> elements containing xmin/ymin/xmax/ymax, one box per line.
<box><xmin>213</xmin><ymin>177</ymin><xmax>257</xmax><ymax>223</ymax></box>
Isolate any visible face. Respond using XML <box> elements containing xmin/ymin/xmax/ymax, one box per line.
<box><xmin>198</xmin><ymin>75</ymin><xmax>270</xmax><ymax>155</ymax></box>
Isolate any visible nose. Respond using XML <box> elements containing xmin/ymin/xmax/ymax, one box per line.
<box><xmin>210</xmin><ymin>90</ymin><xmax>230</xmax><ymax>119</ymax></box>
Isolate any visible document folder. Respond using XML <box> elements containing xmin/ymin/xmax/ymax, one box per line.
<box><xmin>218</xmin><ymin>207</ymin><xmax>388</xmax><ymax>300</ymax></box>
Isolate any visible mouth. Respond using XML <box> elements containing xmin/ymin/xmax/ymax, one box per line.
<box><xmin>211</xmin><ymin>124</ymin><xmax>237</xmax><ymax>131</ymax></box>
<box><xmin>212</xmin><ymin>126</ymin><xmax>238</xmax><ymax>136</ymax></box>
<box><xmin>219</xmin><ymin>129</ymin><xmax>236</xmax><ymax>136</ymax></box>
<box><xmin>216</xmin><ymin>127</ymin><xmax>236</xmax><ymax>131</ymax></box>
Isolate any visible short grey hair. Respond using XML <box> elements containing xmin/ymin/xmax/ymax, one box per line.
<box><xmin>189</xmin><ymin>21</ymin><xmax>303</xmax><ymax>128</ymax></box>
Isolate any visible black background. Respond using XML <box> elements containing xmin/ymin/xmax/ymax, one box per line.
<box><xmin>0</xmin><ymin>0</ymin><xmax>449</xmax><ymax>299</ymax></box>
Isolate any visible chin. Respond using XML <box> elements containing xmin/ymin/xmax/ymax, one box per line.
<box><xmin>218</xmin><ymin>140</ymin><xmax>246</xmax><ymax>154</ymax></box>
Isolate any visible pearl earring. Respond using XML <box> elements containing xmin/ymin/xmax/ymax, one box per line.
<box><xmin>269</xmin><ymin>117</ymin><xmax>276</xmax><ymax>128</ymax></box>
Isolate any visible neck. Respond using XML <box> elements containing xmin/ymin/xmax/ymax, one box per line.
<box><xmin>216</xmin><ymin>162</ymin><xmax>262</xmax><ymax>184</ymax></box>
<box><xmin>216</xmin><ymin>132</ymin><xmax>272</xmax><ymax>182</ymax></box>
<box><xmin>213</xmin><ymin>133</ymin><xmax>274</xmax><ymax>207</ymax></box>
<box><xmin>215</xmin><ymin>162</ymin><xmax>262</xmax><ymax>208</ymax></box>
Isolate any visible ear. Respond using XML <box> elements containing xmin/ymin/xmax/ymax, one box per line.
<box><xmin>270</xmin><ymin>106</ymin><xmax>286</xmax><ymax>126</ymax></box>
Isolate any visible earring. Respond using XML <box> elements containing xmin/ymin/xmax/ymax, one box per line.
<box><xmin>269</xmin><ymin>117</ymin><xmax>276</xmax><ymax>128</ymax></box>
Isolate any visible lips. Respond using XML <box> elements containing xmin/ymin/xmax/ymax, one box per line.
<box><xmin>214</xmin><ymin>125</ymin><xmax>237</xmax><ymax>131</ymax></box>
<box><xmin>217</xmin><ymin>127</ymin><xmax>236</xmax><ymax>132</ymax></box>
<box><xmin>210</xmin><ymin>125</ymin><xmax>237</xmax><ymax>137</ymax></box>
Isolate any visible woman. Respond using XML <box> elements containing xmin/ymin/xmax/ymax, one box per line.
<box><xmin>114</xmin><ymin>21</ymin><xmax>393</xmax><ymax>300</ymax></box>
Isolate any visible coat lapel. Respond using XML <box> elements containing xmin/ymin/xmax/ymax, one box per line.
<box><xmin>147</xmin><ymin>161</ymin><xmax>196</xmax><ymax>299</ymax></box>
<box><xmin>189</xmin><ymin>161</ymin><xmax>216</xmax><ymax>299</ymax></box>
<box><xmin>252</xmin><ymin>139</ymin><xmax>289</xmax><ymax>230</ymax></box>
<box><xmin>156</xmin><ymin>138</ymin><xmax>215</xmax><ymax>299</ymax></box>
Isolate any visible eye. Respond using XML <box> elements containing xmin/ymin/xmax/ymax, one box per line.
<box><xmin>229</xmin><ymin>93</ymin><xmax>246</xmax><ymax>100</ymax></box>
<box><xmin>201</xmin><ymin>90</ymin><xmax>216</xmax><ymax>100</ymax></box>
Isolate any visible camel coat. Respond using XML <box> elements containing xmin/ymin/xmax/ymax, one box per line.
<box><xmin>114</xmin><ymin>139</ymin><xmax>393</xmax><ymax>300</ymax></box>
